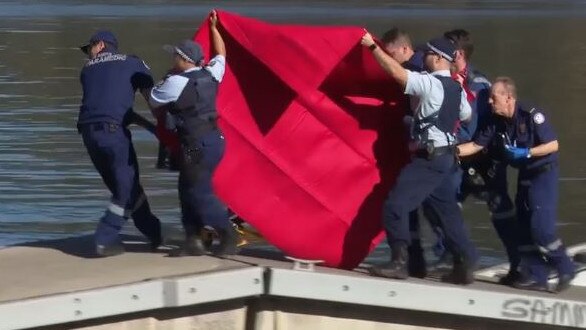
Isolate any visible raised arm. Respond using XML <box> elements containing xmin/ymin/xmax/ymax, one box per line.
<box><xmin>361</xmin><ymin>31</ymin><xmax>408</xmax><ymax>88</ymax></box>
<box><xmin>210</xmin><ymin>10</ymin><xmax>226</xmax><ymax>57</ymax></box>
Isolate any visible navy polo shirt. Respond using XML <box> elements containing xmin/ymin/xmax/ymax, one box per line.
<box><xmin>474</xmin><ymin>103</ymin><xmax>558</xmax><ymax>170</ymax></box>
<box><xmin>78</xmin><ymin>48</ymin><xmax>154</xmax><ymax>125</ymax></box>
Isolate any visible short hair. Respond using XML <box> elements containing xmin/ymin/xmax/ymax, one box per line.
<box><xmin>493</xmin><ymin>76</ymin><xmax>517</xmax><ymax>98</ymax></box>
<box><xmin>444</xmin><ymin>29</ymin><xmax>473</xmax><ymax>61</ymax></box>
<box><xmin>381</xmin><ymin>27</ymin><xmax>412</xmax><ymax>48</ymax></box>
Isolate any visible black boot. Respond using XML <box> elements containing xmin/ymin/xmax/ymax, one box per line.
<box><xmin>408</xmin><ymin>243</ymin><xmax>427</xmax><ymax>278</ymax></box>
<box><xmin>215</xmin><ymin>227</ymin><xmax>238</xmax><ymax>256</ymax></box>
<box><xmin>171</xmin><ymin>234</ymin><xmax>207</xmax><ymax>257</ymax></box>
<box><xmin>555</xmin><ymin>272</ymin><xmax>575</xmax><ymax>293</ymax></box>
<box><xmin>511</xmin><ymin>276</ymin><xmax>549</xmax><ymax>292</ymax></box>
<box><xmin>370</xmin><ymin>243</ymin><xmax>409</xmax><ymax>279</ymax></box>
<box><xmin>96</xmin><ymin>241</ymin><xmax>125</xmax><ymax>257</ymax></box>
<box><xmin>498</xmin><ymin>269</ymin><xmax>522</xmax><ymax>286</ymax></box>
<box><xmin>441</xmin><ymin>257</ymin><xmax>475</xmax><ymax>285</ymax></box>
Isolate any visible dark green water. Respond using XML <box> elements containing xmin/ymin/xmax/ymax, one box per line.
<box><xmin>1</xmin><ymin>1</ymin><xmax>585</xmax><ymax>265</ymax></box>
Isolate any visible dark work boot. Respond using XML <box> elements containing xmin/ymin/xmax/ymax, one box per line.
<box><xmin>512</xmin><ymin>277</ymin><xmax>549</xmax><ymax>292</ymax></box>
<box><xmin>498</xmin><ymin>269</ymin><xmax>522</xmax><ymax>286</ymax></box>
<box><xmin>556</xmin><ymin>272</ymin><xmax>575</xmax><ymax>293</ymax></box>
<box><xmin>170</xmin><ymin>234</ymin><xmax>207</xmax><ymax>257</ymax></box>
<box><xmin>370</xmin><ymin>243</ymin><xmax>409</xmax><ymax>280</ymax></box>
<box><xmin>215</xmin><ymin>227</ymin><xmax>238</xmax><ymax>256</ymax></box>
<box><xmin>408</xmin><ymin>243</ymin><xmax>427</xmax><ymax>278</ymax></box>
<box><xmin>441</xmin><ymin>258</ymin><xmax>475</xmax><ymax>285</ymax></box>
<box><xmin>96</xmin><ymin>241</ymin><xmax>125</xmax><ymax>257</ymax></box>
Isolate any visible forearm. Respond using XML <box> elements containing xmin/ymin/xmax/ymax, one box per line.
<box><xmin>530</xmin><ymin>140</ymin><xmax>558</xmax><ymax>157</ymax></box>
<box><xmin>457</xmin><ymin>142</ymin><xmax>484</xmax><ymax>157</ymax></box>
<box><xmin>370</xmin><ymin>46</ymin><xmax>408</xmax><ymax>87</ymax></box>
<box><xmin>129</xmin><ymin>111</ymin><xmax>156</xmax><ymax>134</ymax></box>
<box><xmin>210</xmin><ymin>25</ymin><xmax>226</xmax><ymax>57</ymax></box>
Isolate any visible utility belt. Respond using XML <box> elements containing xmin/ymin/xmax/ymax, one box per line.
<box><xmin>76</xmin><ymin>122</ymin><xmax>121</xmax><ymax>134</ymax></box>
<box><xmin>413</xmin><ymin>143</ymin><xmax>455</xmax><ymax>160</ymax></box>
<box><xmin>520</xmin><ymin>162</ymin><xmax>555</xmax><ymax>179</ymax></box>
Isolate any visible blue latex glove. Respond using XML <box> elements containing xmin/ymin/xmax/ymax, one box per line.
<box><xmin>505</xmin><ymin>144</ymin><xmax>530</xmax><ymax>161</ymax></box>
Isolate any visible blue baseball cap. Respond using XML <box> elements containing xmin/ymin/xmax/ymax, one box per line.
<box><xmin>80</xmin><ymin>30</ymin><xmax>118</xmax><ymax>54</ymax></box>
<box><xmin>163</xmin><ymin>40</ymin><xmax>204</xmax><ymax>63</ymax></box>
<box><xmin>421</xmin><ymin>37</ymin><xmax>457</xmax><ymax>62</ymax></box>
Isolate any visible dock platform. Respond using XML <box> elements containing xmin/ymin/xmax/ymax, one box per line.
<box><xmin>1</xmin><ymin>235</ymin><xmax>585</xmax><ymax>330</ymax></box>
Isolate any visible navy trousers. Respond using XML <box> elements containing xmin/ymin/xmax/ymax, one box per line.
<box><xmin>383</xmin><ymin>153</ymin><xmax>477</xmax><ymax>263</ymax></box>
<box><xmin>483</xmin><ymin>161</ymin><xmax>520</xmax><ymax>272</ymax></box>
<box><xmin>178</xmin><ymin>129</ymin><xmax>229</xmax><ymax>236</ymax></box>
<box><xmin>516</xmin><ymin>165</ymin><xmax>574</xmax><ymax>284</ymax></box>
<box><xmin>80</xmin><ymin>122</ymin><xmax>161</xmax><ymax>246</ymax></box>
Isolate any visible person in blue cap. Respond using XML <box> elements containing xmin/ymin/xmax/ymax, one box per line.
<box><xmin>149</xmin><ymin>11</ymin><xmax>236</xmax><ymax>256</ymax></box>
<box><xmin>361</xmin><ymin>32</ymin><xmax>478</xmax><ymax>284</ymax></box>
<box><xmin>457</xmin><ymin>77</ymin><xmax>575</xmax><ymax>292</ymax></box>
<box><xmin>77</xmin><ymin>29</ymin><xmax>162</xmax><ymax>257</ymax></box>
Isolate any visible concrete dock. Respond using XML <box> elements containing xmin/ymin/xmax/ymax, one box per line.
<box><xmin>0</xmin><ymin>235</ymin><xmax>585</xmax><ymax>330</ymax></box>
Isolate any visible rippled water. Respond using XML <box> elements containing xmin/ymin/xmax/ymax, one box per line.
<box><xmin>1</xmin><ymin>1</ymin><xmax>585</xmax><ymax>265</ymax></box>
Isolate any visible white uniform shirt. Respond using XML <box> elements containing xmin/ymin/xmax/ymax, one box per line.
<box><xmin>405</xmin><ymin>69</ymin><xmax>471</xmax><ymax>147</ymax></box>
<box><xmin>149</xmin><ymin>54</ymin><xmax>226</xmax><ymax>108</ymax></box>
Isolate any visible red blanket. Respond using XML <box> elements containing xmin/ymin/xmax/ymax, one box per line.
<box><xmin>193</xmin><ymin>11</ymin><xmax>410</xmax><ymax>269</ymax></box>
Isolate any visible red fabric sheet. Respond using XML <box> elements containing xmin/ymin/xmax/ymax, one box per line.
<box><xmin>192</xmin><ymin>11</ymin><xmax>410</xmax><ymax>269</ymax></box>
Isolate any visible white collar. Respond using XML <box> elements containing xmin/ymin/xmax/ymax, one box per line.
<box><xmin>183</xmin><ymin>66</ymin><xmax>202</xmax><ymax>73</ymax></box>
<box><xmin>431</xmin><ymin>70</ymin><xmax>451</xmax><ymax>77</ymax></box>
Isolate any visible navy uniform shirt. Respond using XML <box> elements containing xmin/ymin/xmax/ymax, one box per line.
<box><xmin>474</xmin><ymin>103</ymin><xmax>558</xmax><ymax>170</ymax></box>
<box><xmin>78</xmin><ymin>48</ymin><xmax>154</xmax><ymax>125</ymax></box>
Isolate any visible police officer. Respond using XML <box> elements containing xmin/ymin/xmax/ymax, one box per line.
<box><xmin>457</xmin><ymin>77</ymin><xmax>575</xmax><ymax>292</ymax></box>
<box><xmin>78</xmin><ymin>30</ymin><xmax>162</xmax><ymax>256</ymax></box>
<box><xmin>445</xmin><ymin>29</ymin><xmax>520</xmax><ymax>284</ymax></box>
<box><xmin>149</xmin><ymin>11</ymin><xmax>236</xmax><ymax>256</ymax></box>
<box><xmin>381</xmin><ymin>27</ymin><xmax>433</xmax><ymax>278</ymax></box>
<box><xmin>361</xmin><ymin>32</ymin><xmax>478</xmax><ymax>284</ymax></box>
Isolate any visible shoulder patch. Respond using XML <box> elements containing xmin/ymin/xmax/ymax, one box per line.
<box><xmin>533</xmin><ymin>112</ymin><xmax>545</xmax><ymax>124</ymax></box>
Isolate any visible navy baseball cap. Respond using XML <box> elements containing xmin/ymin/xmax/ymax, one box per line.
<box><xmin>80</xmin><ymin>30</ymin><xmax>118</xmax><ymax>54</ymax></box>
<box><xmin>421</xmin><ymin>37</ymin><xmax>457</xmax><ymax>62</ymax></box>
<box><xmin>163</xmin><ymin>40</ymin><xmax>204</xmax><ymax>63</ymax></box>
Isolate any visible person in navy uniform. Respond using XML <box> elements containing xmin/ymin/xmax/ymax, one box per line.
<box><xmin>362</xmin><ymin>32</ymin><xmax>478</xmax><ymax>284</ymax></box>
<box><xmin>77</xmin><ymin>30</ymin><xmax>162</xmax><ymax>256</ymax></box>
<box><xmin>457</xmin><ymin>77</ymin><xmax>575</xmax><ymax>292</ymax></box>
<box><xmin>149</xmin><ymin>11</ymin><xmax>236</xmax><ymax>256</ymax></box>
<box><xmin>445</xmin><ymin>29</ymin><xmax>520</xmax><ymax>284</ymax></box>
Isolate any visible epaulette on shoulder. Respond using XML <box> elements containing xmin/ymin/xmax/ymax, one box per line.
<box><xmin>519</xmin><ymin>103</ymin><xmax>538</xmax><ymax>114</ymax></box>
<box><xmin>468</xmin><ymin>70</ymin><xmax>491</xmax><ymax>86</ymax></box>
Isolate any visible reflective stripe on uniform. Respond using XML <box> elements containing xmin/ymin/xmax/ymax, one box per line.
<box><xmin>107</xmin><ymin>203</ymin><xmax>126</xmax><ymax>217</ymax></box>
<box><xmin>538</xmin><ymin>239</ymin><xmax>563</xmax><ymax>253</ymax></box>
<box><xmin>107</xmin><ymin>192</ymin><xmax>146</xmax><ymax>218</ymax></box>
